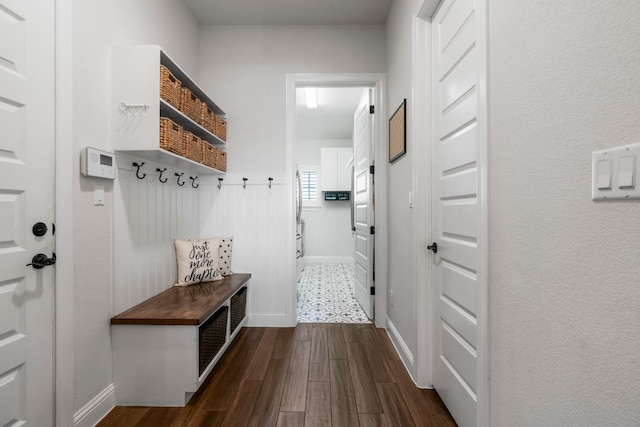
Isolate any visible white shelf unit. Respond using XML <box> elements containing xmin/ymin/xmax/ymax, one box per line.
<box><xmin>112</xmin><ymin>45</ymin><xmax>226</xmax><ymax>174</ymax></box>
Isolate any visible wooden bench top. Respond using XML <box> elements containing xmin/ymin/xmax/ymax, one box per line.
<box><xmin>111</xmin><ymin>273</ymin><xmax>251</xmax><ymax>326</ymax></box>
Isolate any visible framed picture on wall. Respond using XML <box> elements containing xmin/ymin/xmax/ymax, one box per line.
<box><xmin>389</xmin><ymin>99</ymin><xmax>406</xmax><ymax>163</ymax></box>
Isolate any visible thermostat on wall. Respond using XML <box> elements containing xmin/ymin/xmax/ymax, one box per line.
<box><xmin>81</xmin><ymin>147</ymin><xmax>116</xmax><ymax>180</ymax></box>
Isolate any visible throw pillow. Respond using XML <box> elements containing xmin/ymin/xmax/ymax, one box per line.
<box><xmin>174</xmin><ymin>239</ymin><xmax>223</xmax><ymax>286</ymax></box>
<box><xmin>191</xmin><ymin>236</ymin><xmax>234</xmax><ymax>276</ymax></box>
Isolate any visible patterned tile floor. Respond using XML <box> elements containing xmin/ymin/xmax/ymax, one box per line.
<box><xmin>297</xmin><ymin>262</ymin><xmax>371</xmax><ymax>323</ymax></box>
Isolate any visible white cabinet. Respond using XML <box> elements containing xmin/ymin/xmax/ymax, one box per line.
<box><xmin>321</xmin><ymin>147</ymin><xmax>353</xmax><ymax>191</ymax></box>
<box><xmin>111</xmin><ymin>45</ymin><xmax>225</xmax><ymax>174</ymax></box>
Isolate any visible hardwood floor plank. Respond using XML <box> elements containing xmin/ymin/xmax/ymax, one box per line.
<box><xmin>359</xmin><ymin>413</ymin><xmax>388</xmax><ymax>427</ymax></box>
<box><xmin>360</xmin><ymin>328</ymin><xmax>394</xmax><ymax>383</ymax></box>
<box><xmin>96</xmin><ymin>407</ymin><xmax>150</xmax><ymax>427</ymax></box>
<box><xmin>295</xmin><ymin>322</ymin><xmax>313</xmax><ymax>341</ymax></box>
<box><xmin>330</xmin><ymin>359</ymin><xmax>359</xmax><ymax>427</ymax></box>
<box><xmin>277</xmin><ymin>412</ymin><xmax>305</xmax><ymax>427</ymax></box>
<box><xmin>203</xmin><ymin>338</ymin><xmax>259</xmax><ymax>410</ymax></box>
<box><xmin>221</xmin><ymin>380</ymin><xmax>263</xmax><ymax>426</ymax></box>
<box><xmin>375</xmin><ymin>327</ymin><xmax>401</xmax><ymax>361</ymax></box>
<box><xmin>376</xmin><ymin>383</ymin><xmax>416</xmax><ymax>427</ymax></box>
<box><xmin>346</xmin><ymin>342</ymin><xmax>383</xmax><ymax>414</ymax></box>
<box><xmin>280</xmin><ymin>341</ymin><xmax>311</xmax><ymax>412</ymax></box>
<box><xmin>245</xmin><ymin>326</ymin><xmax>267</xmax><ymax>341</ymax></box>
<box><xmin>423</xmin><ymin>389</ymin><xmax>457</xmax><ymax>427</ymax></box>
<box><xmin>184</xmin><ymin>410</ymin><xmax>226</xmax><ymax>427</ymax></box>
<box><xmin>309</xmin><ymin>326</ymin><xmax>329</xmax><ymax>382</ymax></box>
<box><xmin>245</xmin><ymin>328</ymin><xmax>279</xmax><ymax>380</ymax></box>
<box><xmin>132</xmin><ymin>407</ymin><xmax>181</xmax><ymax>427</ymax></box>
<box><xmin>341</xmin><ymin>323</ymin><xmax>363</xmax><ymax>343</ymax></box>
<box><xmin>387</xmin><ymin>360</ymin><xmax>440</xmax><ymax>427</ymax></box>
<box><xmin>327</xmin><ymin>323</ymin><xmax>348</xmax><ymax>360</ymax></box>
<box><xmin>249</xmin><ymin>357</ymin><xmax>289</xmax><ymax>427</ymax></box>
<box><xmin>305</xmin><ymin>382</ymin><xmax>331</xmax><ymax>427</ymax></box>
<box><xmin>273</xmin><ymin>328</ymin><xmax>296</xmax><ymax>359</ymax></box>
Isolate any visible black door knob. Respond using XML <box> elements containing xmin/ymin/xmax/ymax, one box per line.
<box><xmin>27</xmin><ymin>253</ymin><xmax>56</xmax><ymax>269</ymax></box>
<box><xmin>32</xmin><ymin>222</ymin><xmax>48</xmax><ymax>237</ymax></box>
<box><xmin>427</xmin><ymin>242</ymin><xmax>438</xmax><ymax>254</ymax></box>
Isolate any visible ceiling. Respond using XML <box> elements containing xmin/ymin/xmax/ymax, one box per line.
<box><xmin>296</xmin><ymin>87</ymin><xmax>366</xmax><ymax>140</ymax></box>
<box><xmin>182</xmin><ymin>0</ymin><xmax>393</xmax><ymax>25</ymax></box>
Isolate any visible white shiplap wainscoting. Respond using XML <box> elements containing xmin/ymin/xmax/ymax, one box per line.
<box><xmin>113</xmin><ymin>153</ymin><xmax>200</xmax><ymax>314</ymax></box>
<box><xmin>199</xmin><ymin>175</ymin><xmax>290</xmax><ymax>326</ymax></box>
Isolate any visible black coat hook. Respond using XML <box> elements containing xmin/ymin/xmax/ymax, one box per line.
<box><xmin>175</xmin><ymin>172</ymin><xmax>185</xmax><ymax>186</ymax></box>
<box><xmin>190</xmin><ymin>176</ymin><xmax>199</xmax><ymax>189</ymax></box>
<box><xmin>217</xmin><ymin>177</ymin><xmax>223</xmax><ymax>189</ymax></box>
<box><xmin>243</xmin><ymin>177</ymin><xmax>248</xmax><ymax>189</ymax></box>
<box><xmin>156</xmin><ymin>168</ymin><xmax>167</xmax><ymax>183</ymax></box>
<box><xmin>133</xmin><ymin>162</ymin><xmax>146</xmax><ymax>179</ymax></box>
<box><xmin>268</xmin><ymin>177</ymin><xmax>273</xmax><ymax>189</ymax></box>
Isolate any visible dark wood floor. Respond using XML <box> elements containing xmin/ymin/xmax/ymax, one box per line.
<box><xmin>98</xmin><ymin>324</ymin><xmax>456</xmax><ymax>426</ymax></box>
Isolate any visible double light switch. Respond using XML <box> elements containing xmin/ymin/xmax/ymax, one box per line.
<box><xmin>592</xmin><ymin>143</ymin><xmax>640</xmax><ymax>200</ymax></box>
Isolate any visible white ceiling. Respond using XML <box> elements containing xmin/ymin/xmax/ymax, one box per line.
<box><xmin>182</xmin><ymin>0</ymin><xmax>393</xmax><ymax>25</ymax></box>
<box><xmin>296</xmin><ymin>87</ymin><xmax>366</xmax><ymax>140</ymax></box>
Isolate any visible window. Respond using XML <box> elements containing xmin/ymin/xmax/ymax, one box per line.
<box><xmin>298</xmin><ymin>165</ymin><xmax>321</xmax><ymax>208</ymax></box>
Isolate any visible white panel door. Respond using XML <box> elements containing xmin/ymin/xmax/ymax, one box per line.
<box><xmin>0</xmin><ymin>0</ymin><xmax>55</xmax><ymax>425</ymax></box>
<box><xmin>431</xmin><ymin>0</ymin><xmax>485</xmax><ymax>426</ymax></box>
<box><xmin>352</xmin><ymin>89</ymin><xmax>374</xmax><ymax>319</ymax></box>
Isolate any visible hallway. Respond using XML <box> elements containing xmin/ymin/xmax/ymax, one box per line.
<box><xmin>98</xmin><ymin>324</ymin><xmax>455</xmax><ymax>426</ymax></box>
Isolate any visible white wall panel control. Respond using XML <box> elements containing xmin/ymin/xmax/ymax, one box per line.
<box><xmin>592</xmin><ymin>143</ymin><xmax>640</xmax><ymax>200</ymax></box>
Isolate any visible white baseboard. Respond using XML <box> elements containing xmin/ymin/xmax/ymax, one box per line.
<box><xmin>303</xmin><ymin>256</ymin><xmax>354</xmax><ymax>264</ymax></box>
<box><xmin>246</xmin><ymin>312</ymin><xmax>290</xmax><ymax>327</ymax></box>
<box><xmin>385</xmin><ymin>317</ymin><xmax>416</xmax><ymax>378</ymax></box>
<box><xmin>73</xmin><ymin>383</ymin><xmax>115</xmax><ymax>427</ymax></box>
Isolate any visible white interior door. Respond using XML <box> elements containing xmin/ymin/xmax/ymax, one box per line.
<box><xmin>430</xmin><ymin>0</ymin><xmax>486</xmax><ymax>426</ymax></box>
<box><xmin>352</xmin><ymin>89</ymin><xmax>374</xmax><ymax>319</ymax></box>
<box><xmin>0</xmin><ymin>0</ymin><xmax>55</xmax><ymax>425</ymax></box>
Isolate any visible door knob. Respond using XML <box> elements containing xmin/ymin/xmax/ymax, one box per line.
<box><xmin>27</xmin><ymin>253</ymin><xmax>57</xmax><ymax>269</ymax></box>
<box><xmin>427</xmin><ymin>242</ymin><xmax>438</xmax><ymax>254</ymax></box>
<box><xmin>32</xmin><ymin>222</ymin><xmax>48</xmax><ymax>237</ymax></box>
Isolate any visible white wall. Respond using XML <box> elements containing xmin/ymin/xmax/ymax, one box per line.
<box><xmin>298</xmin><ymin>139</ymin><xmax>354</xmax><ymax>258</ymax></box>
<box><xmin>385</xmin><ymin>0</ymin><xmax>422</xmax><ymax>371</ymax></box>
<box><xmin>489</xmin><ymin>2</ymin><xmax>640</xmax><ymax>425</ymax></box>
<box><xmin>71</xmin><ymin>0</ymin><xmax>198</xmax><ymax>414</ymax></box>
<box><xmin>197</xmin><ymin>25</ymin><xmax>386</xmax><ymax>323</ymax></box>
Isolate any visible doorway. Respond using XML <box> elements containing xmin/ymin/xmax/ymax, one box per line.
<box><xmin>285</xmin><ymin>74</ymin><xmax>387</xmax><ymax>328</ymax></box>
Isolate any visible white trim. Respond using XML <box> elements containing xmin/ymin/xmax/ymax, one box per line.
<box><xmin>412</xmin><ymin>11</ymin><xmax>432</xmax><ymax>389</ymax></box>
<box><xmin>303</xmin><ymin>256</ymin><xmax>354</xmax><ymax>264</ymax></box>
<box><xmin>476</xmin><ymin>0</ymin><xmax>491</xmax><ymax>425</ymax></box>
<box><xmin>246</xmin><ymin>312</ymin><xmax>289</xmax><ymax>327</ymax></box>
<box><xmin>73</xmin><ymin>384</ymin><xmax>115</xmax><ymax>427</ymax></box>
<box><xmin>285</xmin><ymin>73</ymin><xmax>387</xmax><ymax>328</ymax></box>
<box><xmin>385</xmin><ymin>317</ymin><xmax>415</xmax><ymax>373</ymax></box>
<box><xmin>55</xmin><ymin>0</ymin><xmax>75</xmax><ymax>425</ymax></box>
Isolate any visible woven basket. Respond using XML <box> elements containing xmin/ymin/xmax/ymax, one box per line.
<box><xmin>200</xmin><ymin>103</ymin><xmax>215</xmax><ymax>133</ymax></box>
<box><xmin>215</xmin><ymin>148</ymin><xmax>227</xmax><ymax>172</ymax></box>
<box><xmin>214</xmin><ymin>115</ymin><xmax>227</xmax><ymax>142</ymax></box>
<box><xmin>159</xmin><ymin>118</ymin><xmax>184</xmax><ymax>155</ymax></box>
<box><xmin>198</xmin><ymin>306</ymin><xmax>228</xmax><ymax>375</ymax></box>
<box><xmin>202</xmin><ymin>143</ymin><xmax>216</xmax><ymax>168</ymax></box>
<box><xmin>159</xmin><ymin>65</ymin><xmax>181</xmax><ymax>109</ymax></box>
<box><xmin>180</xmin><ymin>88</ymin><xmax>202</xmax><ymax>122</ymax></box>
<box><xmin>230</xmin><ymin>287</ymin><xmax>247</xmax><ymax>334</ymax></box>
<box><xmin>183</xmin><ymin>131</ymin><xmax>203</xmax><ymax>163</ymax></box>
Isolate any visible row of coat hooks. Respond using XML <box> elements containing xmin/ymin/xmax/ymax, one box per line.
<box><xmin>217</xmin><ymin>177</ymin><xmax>274</xmax><ymax>189</ymax></box>
<box><xmin>132</xmin><ymin>162</ymin><xmax>199</xmax><ymax>188</ymax></box>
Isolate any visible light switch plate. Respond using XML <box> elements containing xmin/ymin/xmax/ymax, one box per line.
<box><xmin>592</xmin><ymin>143</ymin><xmax>640</xmax><ymax>200</ymax></box>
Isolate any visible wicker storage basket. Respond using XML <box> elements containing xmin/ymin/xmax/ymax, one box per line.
<box><xmin>214</xmin><ymin>115</ymin><xmax>227</xmax><ymax>142</ymax></box>
<box><xmin>200</xmin><ymin>103</ymin><xmax>215</xmax><ymax>133</ymax></box>
<box><xmin>180</xmin><ymin>87</ymin><xmax>202</xmax><ymax>122</ymax></box>
<box><xmin>198</xmin><ymin>306</ymin><xmax>228</xmax><ymax>375</ymax></box>
<box><xmin>202</xmin><ymin>143</ymin><xmax>216</xmax><ymax>168</ymax></box>
<box><xmin>215</xmin><ymin>148</ymin><xmax>227</xmax><ymax>172</ymax></box>
<box><xmin>230</xmin><ymin>287</ymin><xmax>247</xmax><ymax>334</ymax></box>
<box><xmin>183</xmin><ymin>131</ymin><xmax>203</xmax><ymax>163</ymax></box>
<box><xmin>159</xmin><ymin>65</ymin><xmax>181</xmax><ymax>109</ymax></box>
<box><xmin>159</xmin><ymin>118</ymin><xmax>184</xmax><ymax>155</ymax></box>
